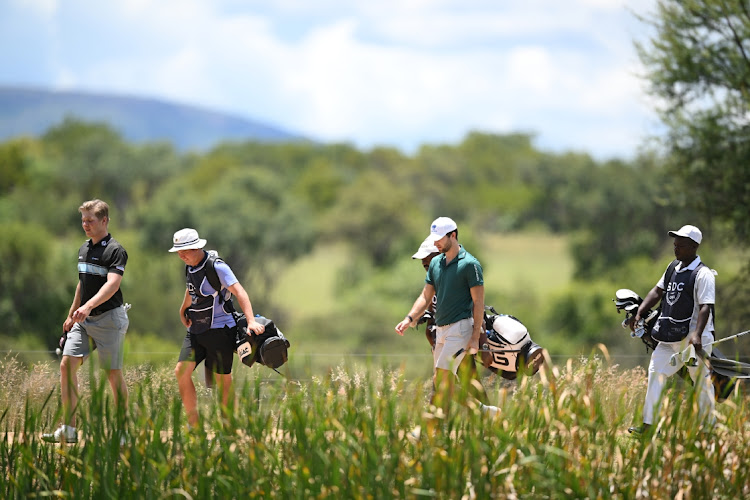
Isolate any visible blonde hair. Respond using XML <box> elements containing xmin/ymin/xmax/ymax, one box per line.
<box><xmin>78</xmin><ymin>199</ymin><xmax>110</xmax><ymax>220</ymax></box>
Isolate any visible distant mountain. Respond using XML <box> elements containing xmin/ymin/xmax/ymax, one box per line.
<box><xmin>0</xmin><ymin>86</ymin><xmax>306</xmax><ymax>151</ymax></box>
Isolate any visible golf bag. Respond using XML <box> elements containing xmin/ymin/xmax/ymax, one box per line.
<box><xmin>481</xmin><ymin>306</ymin><xmax>545</xmax><ymax>380</ymax></box>
<box><xmin>234</xmin><ymin>313</ymin><xmax>290</xmax><ymax>370</ymax></box>
<box><xmin>613</xmin><ymin>288</ymin><xmax>741</xmax><ymax>401</ymax></box>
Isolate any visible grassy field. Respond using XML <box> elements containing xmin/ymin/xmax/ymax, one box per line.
<box><xmin>481</xmin><ymin>232</ymin><xmax>573</xmax><ymax>295</ymax></box>
<box><xmin>2</xmin><ymin>352</ymin><xmax>748</xmax><ymax>498</ymax></box>
<box><xmin>271</xmin><ymin>243</ymin><xmax>351</xmax><ymax>320</ymax></box>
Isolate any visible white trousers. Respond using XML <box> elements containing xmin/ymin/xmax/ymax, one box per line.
<box><xmin>642</xmin><ymin>331</ymin><xmax>715</xmax><ymax>425</ymax></box>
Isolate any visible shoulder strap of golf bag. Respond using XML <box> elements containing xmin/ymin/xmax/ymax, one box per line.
<box><xmin>186</xmin><ymin>251</ymin><xmax>236</xmax><ymax>312</ymax></box>
<box><xmin>204</xmin><ymin>252</ymin><xmax>222</xmax><ymax>296</ymax></box>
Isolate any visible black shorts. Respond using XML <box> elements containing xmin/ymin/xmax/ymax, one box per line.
<box><xmin>178</xmin><ymin>326</ymin><xmax>236</xmax><ymax>375</ymax></box>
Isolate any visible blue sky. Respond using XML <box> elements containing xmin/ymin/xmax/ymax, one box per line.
<box><xmin>2</xmin><ymin>0</ymin><xmax>660</xmax><ymax>159</ymax></box>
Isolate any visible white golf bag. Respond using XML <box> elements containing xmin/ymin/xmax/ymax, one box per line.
<box><xmin>481</xmin><ymin>306</ymin><xmax>545</xmax><ymax>380</ymax></box>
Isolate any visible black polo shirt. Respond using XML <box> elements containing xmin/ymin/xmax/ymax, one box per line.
<box><xmin>77</xmin><ymin>234</ymin><xmax>128</xmax><ymax>315</ymax></box>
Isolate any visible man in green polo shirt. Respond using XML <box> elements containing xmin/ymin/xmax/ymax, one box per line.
<box><xmin>396</xmin><ymin>217</ymin><xmax>496</xmax><ymax>419</ymax></box>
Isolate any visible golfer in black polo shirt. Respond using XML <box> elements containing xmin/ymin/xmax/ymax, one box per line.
<box><xmin>43</xmin><ymin>199</ymin><xmax>130</xmax><ymax>444</ymax></box>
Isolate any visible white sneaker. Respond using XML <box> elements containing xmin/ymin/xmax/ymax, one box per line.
<box><xmin>407</xmin><ymin>426</ymin><xmax>422</xmax><ymax>442</ymax></box>
<box><xmin>480</xmin><ymin>404</ymin><xmax>500</xmax><ymax>419</ymax></box>
<box><xmin>42</xmin><ymin>425</ymin><xmax>77</xmax><ymax>443</ymax></box>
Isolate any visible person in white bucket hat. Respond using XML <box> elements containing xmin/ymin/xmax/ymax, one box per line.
<box><xmin>169</xmin><ymin>228</ymin><xmax>208</xmax><ymax>252</ymax></box>
<box><xmin>396</xmin><ymin>218</ymin><xmax>494</xmax><ymax>424</ymax></box>
<box><xmin>170</xmin><ymin>228</ymin><xmax>265</xmax><ymax>430</ymax></box>
<box><xmin>628</xmin><ymin>224</ymin><xmax>716</xmax><ymax>436</ymax></box>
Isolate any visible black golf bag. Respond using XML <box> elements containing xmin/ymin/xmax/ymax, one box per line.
<box><xmin>613</xmin><ymin>288</ymin><xmax>739</xmax><ymax>401</ymax></box>
<box><xmin>234</xmin><ymin>313</ymin><xmax>290</xmax><ymax>370</ymax></box>
<box><xmin>481</xmin><ymin>306</ymin><xmax>545</xmax><ymax>380</ymax></box>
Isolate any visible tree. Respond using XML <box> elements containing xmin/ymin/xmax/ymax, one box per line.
<box><xmin>324</xmin><ymin>170</ymin><xmax>422</xmax><ymax>268</ymax></box>
<box><xmin>0</xmin><ymin>138</ymin><xmax>37</xmax><ymax>194</ymax></box>
<box><xmin>565</xmin><ymin>156</ymin><xmax>680</xmax><ymax>279</ymax></box>
<box><xmin>637</xmin><ymin>0</ymin><xmax>750</xmax><ymax>242</ymax></box>
<box><xmin>0</xmin><ymin>222</ymin><xmax>75</xmax><ymax>338</ymax></box>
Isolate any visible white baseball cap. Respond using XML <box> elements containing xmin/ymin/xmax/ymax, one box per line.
<box><xmin>169</xmin><ymin>228</ymin><xmax>207</xmax><ymax>252</ymax></box>
<box><xmin>426</xmin><ymin>217</ymin><xmax>458</xmax><ymax>242</ymax></box>
<box><xmin>412</xmin><ymin>236</ymin><xmax>440</xmax><ymax>259</ymax></box>
<box><xmin>668</xmin><ymin>224</ymin><xmax>702</xmax><ymax>245</ymax></box>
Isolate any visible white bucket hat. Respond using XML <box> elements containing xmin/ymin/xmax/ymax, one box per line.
<box><xmin>169</xmin><ymin>228</ymin><xmax>207</xmax><ymax>252</ymax></box>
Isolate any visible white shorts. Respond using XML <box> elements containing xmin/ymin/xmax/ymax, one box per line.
<box><xmin>433</xmin><ymin>318</ymin><xmax>473</xmax><ymax>374</ymax></box>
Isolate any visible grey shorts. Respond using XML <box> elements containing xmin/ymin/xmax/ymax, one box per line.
<box><xmin>64</xmin><ymin>306</ymin><xmax>129</xmax><ymax>370</ymax></box>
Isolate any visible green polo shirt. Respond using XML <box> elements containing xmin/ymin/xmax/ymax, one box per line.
<box><xmin>425</xmin><ymin>247</ymin><xmax>484</xmax><ymax>326</ymax></box>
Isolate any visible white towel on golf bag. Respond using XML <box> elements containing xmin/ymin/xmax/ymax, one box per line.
<box><xmin>680</xmin><ymin>344</ymin><xmax>698</xmax><ymax>366</ymax></box>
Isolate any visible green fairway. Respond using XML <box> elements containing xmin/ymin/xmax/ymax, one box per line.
<box><xmin>271</xmin><ymin>243</ymin><xmax>351</xmax><ymax>319</ymax></box>
<box><xmin>482</xmin><ymin>231</ymin><xmax>573</xmax><ymax>295</ymax></box>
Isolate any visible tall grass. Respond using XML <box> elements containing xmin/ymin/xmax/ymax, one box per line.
<box><xmin>1</xmin><ymin>352</ymin><xmax>748</xmax><ymax>498</ymax></box>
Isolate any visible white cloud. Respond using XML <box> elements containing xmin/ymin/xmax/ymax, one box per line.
<box><xmin>506</xmin><ymin>46</ymin><xmax>555</xmax><ymax>94</ymax></box>
<box><xmin>14</xmin><ymin>0</ymin><xmax>58</xmax><ymax>18</ymax></box>
<box><xmin>1</xmin><ymin>0</ymin><xmax>659</xmax><ymax>158</ymax></box>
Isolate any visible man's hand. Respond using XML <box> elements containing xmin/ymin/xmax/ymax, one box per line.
<box><xmin>686</xmin><ymin>330</ymin><xmax>702</xmax><ymax>351</ymax></box>
<box><xmin>631</xmin><ymin>314</ymin><xmax>643</xmax><ymax>332</ymax></box>
<box><xmin>180</xmin><ymin>311</ymin><xmax>191</xmax><ymax>329</ymax></box>
<box><xmin>71</xmin><ymin>303</ymin><xmax>93</xmax><ymax>323</ymax></box>
<box><xmin>467</xmin><ymin>330</ymin><xmax>481</xmax><ymax>355</ymax></box>
<box><xmin>246</xmin><ymin>319</ymin><xmax>265</xmax><ymax>335</ymax></box>
<box><xmin>63</xmin><ymin>317</ymin><xmax>76</xmax><ymax>333</ymax></box>
<box><xmin>627</xmin><ymin>316</ymin><xmax>637</xmax><ymax>332</ymax></box>
<box><xmin>395</xmin><ymin>317</ymin><xmax>413</xmax><ymax>336</ymax></box>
